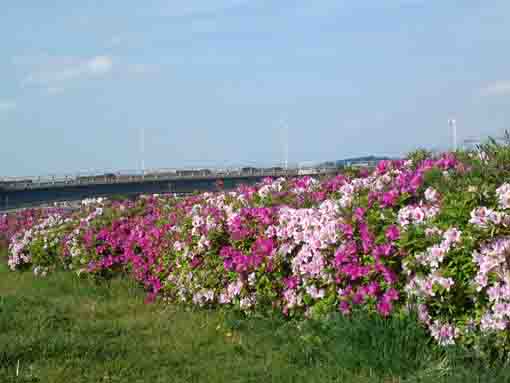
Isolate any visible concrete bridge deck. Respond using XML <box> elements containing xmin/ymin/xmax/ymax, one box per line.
<box><xmin>0</xmin><ymin>168</ymin><xmax>338</xmax><ymax>191</ymax></box>
<box><xmin>0</xmin><ymin>168</ymin><xmax>339</xmax><ymax>211</ymax></box>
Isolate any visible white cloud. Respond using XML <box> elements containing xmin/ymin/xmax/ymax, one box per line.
<box><xmin>0</xmin><ymin>101</ymin><xmax>16</xmax><ymax>112</ymax></box>
<box><xmin>480</xmin><ymin>81</ymin><xmax>510</xmax><ymax>97</ymax></box>
<box><xmin>88</xmin><ymin>56</ymin><xmax>113</xmax><ymax>74</ymax></box>
<box><xmin>18</xmin><ymin>54</ymin><xmax>154</xmax><ymax>95</ymax></box>
<box><xmin>22</xmin><ymin>55</ymin><xmax>114</xmax><ymax>90</ymax></box>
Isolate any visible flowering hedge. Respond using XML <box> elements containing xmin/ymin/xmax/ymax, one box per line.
<box><xmin>3</xmin><ymin>146</ymin><xmax>510</xmax><ymax>355</ymax></box>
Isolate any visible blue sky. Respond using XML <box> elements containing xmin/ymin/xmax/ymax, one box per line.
<box><xmin>1</xmin><ymin>0</ymin><xmax>510</xmax><ymax>176</ymax></box>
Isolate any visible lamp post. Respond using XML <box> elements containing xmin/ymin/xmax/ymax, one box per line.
<box><xmin>139</xmin><ymin>127</ymin><xmax>145</xmax><ymax>179</ymax></box>
<box><xmin>279</xmin><ymin>119</ymin><xmax>289</xmax><ymax>174</ymax></box>
<box><xmin>448</xmin><ymin>119</ymin><xmax>457</xmax><ymax>151</ymax></box>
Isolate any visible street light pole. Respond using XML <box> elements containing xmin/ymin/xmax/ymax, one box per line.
<box><xmin>448</xmin><ymin>119</ymin><xmax>457</xmax><ymax>151</ymax></box>
<box><xmin>284</xmin><ymin>123</ymin><xmax>289</xmax><ymax>172</ymax></box>
<box><xmin>279</xmin><ymin>119</ymin><xmax>289</xmax><ymax>174</ymax></box>
<box><xmin>139</xmin><ymin>127</ymin><xmax>145</xmax><ymax>178</ymax></box>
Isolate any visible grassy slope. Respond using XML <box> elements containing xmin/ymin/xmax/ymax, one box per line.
<box><xmin>1</xmin><ymin>246</ymin><xmax>509</xmax><ymax>383</ymax></box>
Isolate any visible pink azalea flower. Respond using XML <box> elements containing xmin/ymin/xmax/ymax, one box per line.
<box><xmin>385</xmin><ymin>225</ymin><xmax>400</xmax><ymax>241</ymax></box>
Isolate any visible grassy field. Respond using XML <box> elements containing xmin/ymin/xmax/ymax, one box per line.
<box><xmin>1</xmin><ymin>246</ymin><xmax>509</xmax><ymax>383</ymax></box>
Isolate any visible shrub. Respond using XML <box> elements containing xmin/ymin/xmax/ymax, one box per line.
<box><xmin>4</xmin><ymin>144</ymin><xmax>510</xmax><ymax>358</ymax></box>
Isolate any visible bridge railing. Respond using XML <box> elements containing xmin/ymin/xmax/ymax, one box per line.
<box><xmin>0</xmin><ymin>167</ymin><xmax>339</xmax><ymax>191</ymax></box>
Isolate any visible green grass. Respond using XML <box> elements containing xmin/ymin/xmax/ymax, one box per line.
<box><xmin>1</xmin><ymin>246</ymin><xmax>509</xmax><ymax>382</ymax></box>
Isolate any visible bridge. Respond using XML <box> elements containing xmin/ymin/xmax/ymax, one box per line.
<box><xmin>0</xmin><ymin>167</ymin><xmax>339</xmax><ymax>211</ymax></box>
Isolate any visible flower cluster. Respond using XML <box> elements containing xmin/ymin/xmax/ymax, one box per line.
<box><xmin>473</xmin><ymin>238</ymin><xmax>510</xmax><ymax>332</ymax></box>
<box><xmin>4</xmin><ymin>150</ymin><xmax>510</xmax><ymax>354</ymax></box>
<box><xmin>397</xmin><ymin>205</ymin><xmax>440</xmax><ymax>227</ymax></box>
<box><xmin>496</xmin><ymin>183</ymin><xmax>510</xmax><ymax>210</ymax></box>
<box><xmin>8</xmin><ymin>213</ymin><xmax>72</xmax><ymax>271</ymax></box>
<box><xmin>469</xmin><ymin>207</ymin><xmax>509</xmax><ymax>228</ymax></box>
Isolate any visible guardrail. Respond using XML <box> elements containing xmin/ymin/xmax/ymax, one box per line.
<box><xmin>0</xmin><ymin>166</ymin><xmax>291</xmax><ymax>183</ymax></box>
<box><xmin>0</xmin><ymin>168</ymin><xmax>339</xmax><ymax>191</ymax></box>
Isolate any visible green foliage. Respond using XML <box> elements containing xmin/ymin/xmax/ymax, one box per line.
<box><xmin>8</xmin><ymin>142</ymin><xmax>510</xmax><ymax>372</ymax></box>
<box><xmin>2</xmin><ymin>265</ymin><xmax>510</xmax><ymax>382</ymax></box>
<box><xmin>407</xmin><ymin>148</ymin><xmax>433</xmax><ymax>166</ymax></box>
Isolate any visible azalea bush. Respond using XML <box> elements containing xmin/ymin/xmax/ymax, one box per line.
<box><xmin>4</xmin><ymin>142</ymin><xmax>510</xmax><ymax>359</ymax></box>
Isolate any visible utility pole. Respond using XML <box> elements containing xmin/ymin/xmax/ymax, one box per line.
<box><xmin>284</xmin><ymin>123</ymin><xmax>289</xmax><ymax>171</ymax></box>
<box><xmin>448</xmin><ymin>119</ymin><xmax>457</xmax><ymax>151</ymax></box>
<box><xmin>139</xmin><ymin>127</ymin><xmax>145</xmax><ymax>178</ymax></box>
<box><xmin>280</xmin><ymin>119</ymin><xmax>289</xmax><ymax>173</ymax></box>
